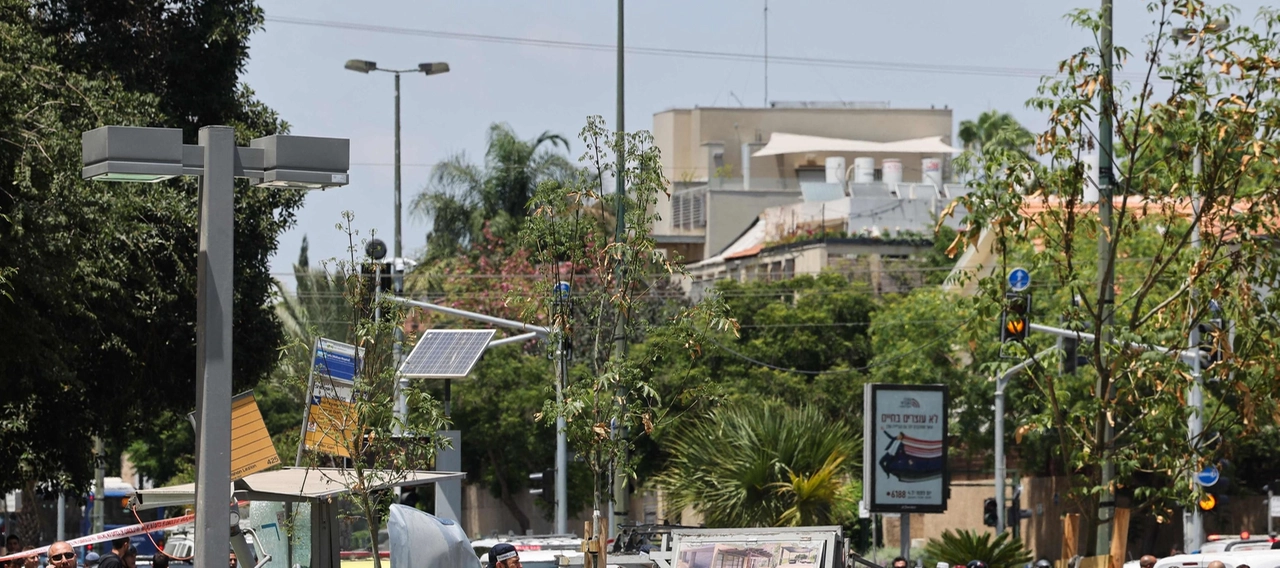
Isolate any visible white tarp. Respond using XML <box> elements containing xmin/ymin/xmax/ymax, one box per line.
<box><xmin>388</xmin><ymin>504</ymin><xmax>480</xmax><ymax>568</ymax></box>
<box><xmin>752</xmin><ymin>133</ymin><xmax>960</xmax><ymax>157</ymax></box>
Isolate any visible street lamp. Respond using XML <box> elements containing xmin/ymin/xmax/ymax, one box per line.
<box><xmin>343</xmin><ymin>57</ymin><xmax>450</xmax><ymax>480</ymax></box>
<box><xmin>341</xmin><ymin>58</ymin><xmax>450</xmax><ymax>262</ymax></box>
<box><xmin>82</xmin><ymin>125</ymin><xmax>350</xmax><ymax>568</ymax></box>
<box><xmin>1170</xmin><ymin>18</ymin><xmax>1230</xmax><ymax>555</ymax></box>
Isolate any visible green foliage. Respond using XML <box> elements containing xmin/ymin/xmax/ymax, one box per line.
<box><xmin>293</xmin><ymin>213</ymin><xmax>448</xmax><ymax>568</ymax></box>
<box><xmin>947</xmin><ymin>0</ymin><xmax>1280</xmax><ymax>536</ymax></box>
<box><xmin>653</xmin><ymin>401</ymin><xmax>859</xmax><ymax>528</ymax></box>
<box><xmin>516</xmin><ymin>116</ymin><xmax>735</xmax><ymax>515</ymax></box>
<box><xmin>412</xmin><ymin>123</ymin><xmax>575</xmax><ymax>261</ymax></box>
<box><xmin>958</xmin><ymin>111</ymin><xmax>1034</xmax><ymax>158</ymax></box>
<box><xmin>0</xmin><ymin>0</ymin><xmax>300</xmax><ymax>491</ymax></box>
<box><xmin>921</xmin><ymin>529</ymin><xmax>1032</xmax><ymax>568</ymax></box>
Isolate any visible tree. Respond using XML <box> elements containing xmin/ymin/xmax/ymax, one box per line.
<box><xmin>516</xmin><ymin>116</ymin><xmax>735</xmax><ymax>542</ymax></box>
<box><xmin>958</xmin><ymin>110</ymin><xmax>1035</xmax><ymax>158</ymax></box>
<box><xmin>0</xmin><ymin>0</ymin><xmax>300</xmax><ymax>491</ymax></box>
<box><xmin>294</xmin><ymin>214</ymin><xmax>447</xmax><ymax>568</ymax></box>
<box><xmin>653</xmin><ymin>401</ymin><xmax>859</xmax><ymax>528</ymax></box>
<box><xmin>412</xmin><ymin>123</ymin><xmax>575</xmax><ymax>261</ymax></box>
<box><xmin>950</xmin><ymin>0</ymin><xmax>1280</xmax><ymax>549</ymax></box>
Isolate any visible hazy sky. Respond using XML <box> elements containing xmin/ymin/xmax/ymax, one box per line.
<box><xmin>245</xmin><ymin>0</ymin><xmax>1269</xmax><ymax>282</ymax></box>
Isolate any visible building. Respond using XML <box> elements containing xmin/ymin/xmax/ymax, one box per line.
<box><xmin>651</xmin><ymin>102</ymin><xmax>958</xmax><ymax>264</ymax></box>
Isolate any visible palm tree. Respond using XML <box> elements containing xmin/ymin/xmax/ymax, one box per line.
<box><xmin>412</xmin><ymin>123</ymin><xmax>574</xmax><ymax>261</ymax></box>
<box><xmin>958</xmin><ymin>110</ymin><xmax>1035</xmax><ymax>157</ymax></box>
<box><xmin>273</xmin><ymin>236</ymin><xmax>356</xmax><ymax>371</ymax></box>
<box><xmin>653</xmin><ymin>400</ymin><xmax>860</xmax><ymax>527</ymax></box>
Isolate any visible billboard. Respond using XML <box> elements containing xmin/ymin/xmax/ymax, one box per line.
<box><xmin>300</xmin><ymin>338</ymin><xmax>363</xmax><ymax>458</ymax></box>
<box><xmin>862</xmin><ymin>384</ymin><xmax>949</xmax><ymax>513</ymax></box>
<box><xmin>231</xmin><ymin>391</ymin><xmax>281</xmax><ymax>480</ymax></box>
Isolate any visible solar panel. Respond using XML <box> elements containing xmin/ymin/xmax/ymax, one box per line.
<box><xmin>399</xmin><ymin>329</ymin><xmax>497</xmax><ymax>379</ymax></box>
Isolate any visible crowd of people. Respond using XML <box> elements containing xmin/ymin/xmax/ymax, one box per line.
<box><xmin>3</xmin><ymin>536</ymin><xmax>173</xmax><ymax>568</ymax></box>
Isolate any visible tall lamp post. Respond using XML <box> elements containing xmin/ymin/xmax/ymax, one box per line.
<box><xmin>82</xmin><ymin>125</ymin><xmax>351</xmax><ymax>568</ymax></box>
<box><xmin>343</xmin><ymin>58</ymin><xmax>450</xmax><ymax>435</ymax></box>
<box><xmin>1172</xmin><ymin>19</ymin><xmax>1229</xmax><ymax>554</ymax></box>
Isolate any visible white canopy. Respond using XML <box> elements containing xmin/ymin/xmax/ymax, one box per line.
<box><xmin>752</xmin><ymin>132</ymin><xmax>960</xmax><ymax>157</ymax></box>
<box><xmin>132</xmin><ymin>467</ymin><xmax>465</xmax><ymax>509</ymax></box>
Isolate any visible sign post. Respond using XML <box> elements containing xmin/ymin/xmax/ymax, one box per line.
<box><xmin>863</xmin><ymin>384</ymin><xmax>949</xmax><ymax>560</ymax></box>
<box><xmin>295</xmin><ymin>338</ymin><xmax>363</xmax><ymax>465</ymax></box>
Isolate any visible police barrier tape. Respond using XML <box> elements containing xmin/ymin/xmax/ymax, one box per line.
<box><xmin>0</xmin><ymin>514</ymin><xmax>195</xmax><ymax>563</ymax></box>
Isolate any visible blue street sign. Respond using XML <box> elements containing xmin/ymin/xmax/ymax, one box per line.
<box><xmin>1196</xmin><ymin>465</ymin><xmax>1220</xmax><ymax>487</ymax></box>
<box><xmin>554</xmin><ymin>281</ymin><xmax>571</xmax><ymax>302</ymax></box>
<box><xmin>1008</xmin><ymin>267</ymin><xmax>1031</xmax><ymax>292</ymax></box>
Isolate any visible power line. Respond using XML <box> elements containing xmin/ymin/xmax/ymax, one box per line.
<box><xmin>265</xmin><ymin>15</ymin><xmax>1135</xmax><ymax>81</ymax></box>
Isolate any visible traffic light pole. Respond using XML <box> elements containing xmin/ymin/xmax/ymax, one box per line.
<box><xmin>994</xmin><ymin>346</ymin><xmax>1058</xmax><ymax>534</ymax></box>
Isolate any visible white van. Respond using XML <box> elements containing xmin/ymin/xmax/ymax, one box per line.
<box><xmin>1155</xmin><ymin>550</ymin><xmax>1280</xmax><ymax>568</ymax></box>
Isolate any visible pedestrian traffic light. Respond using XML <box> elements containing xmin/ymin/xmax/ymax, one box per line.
<box><xmin>983</xmin><ymin>497</ymin><xmax>997</xmax><ymax>527</ymax></box>
<box><xmin>1001</xmin><ymin>293</ymin><xmax>1031</xmax><ymax>343</ymax></box>
<box><xmin>528</xmin><ymin>469</ymin><xmax>554</xmax><ymax>505</ymax></box>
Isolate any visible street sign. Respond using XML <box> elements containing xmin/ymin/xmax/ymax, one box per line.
<box><xmin>1008</xmin><ymin>267</ymin><xmax>1031</xmax><ymax>292</ymax></box>
<box><xmin>1196</xmin><ymin>465</ymin><xmax>1220</xmax><ymax>487</ymax></box>
<box><xmin>1270</xmin><ymin>495</ymin><xmax>1280</xmax><ymax>517</ymax></box>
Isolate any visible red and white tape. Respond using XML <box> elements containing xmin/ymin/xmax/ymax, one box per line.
<box><xmin>0</xmin><ymin>514</ymin><xmax>195</xmax><ymax>563</ymax></box>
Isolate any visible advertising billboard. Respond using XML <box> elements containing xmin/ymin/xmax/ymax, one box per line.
<box><xmin>862</xmin><ymin>384</ymin><xmax>949</xmax><ymax>513</ymax></box>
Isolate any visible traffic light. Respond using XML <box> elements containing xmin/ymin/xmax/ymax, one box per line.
<box><xmin>1001</xmin><ymin>293</ymin><xmax>1031</xmax><ymax>343</ymax></box>
<box><xmin>983</xmin><ymin>497</ymin><xmax>998</xmax><ymax>527</ymax></box>
<box><xmin>528</xmin><ymin>469</ymin><xmax>554</xmax><ymax>505</ymax></box>
<box><xmin>1197</xmin><ymin>318</ymin><xmax>1227</xmax><ymax>367</ymax></box>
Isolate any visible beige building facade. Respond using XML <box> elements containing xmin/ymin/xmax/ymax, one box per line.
<box><xmin>651</xmin><ymin>104</ymin><xmax>955</xmax><ymax>263</ymax></box>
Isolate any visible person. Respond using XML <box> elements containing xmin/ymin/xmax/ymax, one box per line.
<box><xmin>1206</xmin><ymin>561</ymin><xmax>1225</xmax><ymax>568</ymax></box>
<box><xmin>20</xmin><ymin>547</ymin><xmax>37</xmax><ymax>568</ymax></box>
<box><xmin>891</xmin><ymin>558</ymin><xmax>908</xmax><ymax>568</ymax></box>
<box><xmin>121</xmin><ymin>548</ymin><xmax>136</xmax><ymax>568</ymax></box>
<box><xmin>97</xmin><ymin>538</ymin><xmax>130</xmax><ymax>568</ymax></box>
<box><xmin>488</xmin><ymin>543</ymin><xmax>521</xmax><ymax>568</ymax></box>
<box><xmin>229</xmin><ymin>551</ymin><xmax>237</xmax><ymax>568</ymax></box>
<box><xmin>151</xmin><ymin>555</ymin><xmax>168</xmax><ymax>568</ymax></box>
<box><xmin>1139</xmin><ymin>556</ymin><xmax>1157</xmax><ymax>568</ymax></box>
<box><xmin>5</xmin><ymin>536</ymin><xmax>18</xmax><ymax>555</ymax></box>
<box><xmin>84</xmin><ymin>552</ymin><xmax>100</xmax><ymax>568</ymax></box>
<box><xmin>47</xmin><ymin>542</ymin><xmax>77</xmax><ymax>568</ymax></box>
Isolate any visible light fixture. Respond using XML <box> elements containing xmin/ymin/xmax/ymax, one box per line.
<box><xmin>344</xmin><ymin>59</ymin><xmax>378</xmax><ymax>73</ymax></box>
<box><xmin>418</xmin><ymin>62</ymin><xmax>450</xmax><ymax>76</ymax></box>
<box><xmin>251</xmin><ymin>135</ymin><xmax>350</xmax><ymax>190</ymax></box>
<box><xmin>82</xmin><ymin>126</ymin><xmax>350</xmax><ymax>190</ymax></box>
<box><xmin>1172</xmin><ymin>18</ymin><xmax>1230</xmax><ymax>41</ymax></box>
<box><xmin>81</xmin><ymin>126</ymin><xmax>183</xmax><ymax>183</ymax></box>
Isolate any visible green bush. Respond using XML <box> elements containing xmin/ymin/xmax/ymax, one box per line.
<box><xmin>921</xmin><ymin>529</ymin><xmax>1031</xmax><ymax>568</ymax></box>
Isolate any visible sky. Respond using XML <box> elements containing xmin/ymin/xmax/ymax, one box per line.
<box><xmin>245</xmin><ymin>0</ymin><xmax>1270</xmax><ymax>284</ymax></box>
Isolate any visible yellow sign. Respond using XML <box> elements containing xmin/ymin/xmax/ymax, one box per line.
<box><xmin>231</xmin><ymin>391</ymin><xmax>281</xmax><ymax>480</ymax></box>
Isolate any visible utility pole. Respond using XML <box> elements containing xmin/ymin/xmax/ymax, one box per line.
<box><xmin>610</xmin><ymin>0</ymin><xmax>629</xmax><ymax>538</ymax></box>
<box><xmin>93</xmin><ymin>436</ymin><xmax>105</xmax><ymax>538</ymax></box>
<box><xmin>1092</xmin><ymin>0</ymin><xmax>1117</xmax><ymax>556</ymax></box>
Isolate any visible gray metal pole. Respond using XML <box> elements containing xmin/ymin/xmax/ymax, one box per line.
<box><xmin>394</xmin><ymin>72</ymin><xmax>402</xmax><ymax>262</ymax></box>
<box><xmin>1095</xmin><ymin>0</ymin><xmax>1117</xmax><ymax>556</ymax></box>
<box><xmin>93</xmin><ymin>436</ymin><xmax>104</xmax><ymax>537</ymax></box>
<box><xmin>1268</xmin><ymin>486</ymin><xmax>1274</xmax><ymax>535</ymax></box>
<box><xmin>56</xmin><ymin>493</ymin><xmax>65</xmax><ymax>542</ymax></box>
<box><xmin>995</xmin><ymin>378</ymin><xmax>1007</xmax><ymax>534</ymax></box>
<box><xmin>899</xmin><ymin>514</ymin><xmax>910</xmax><ymax>561</ymax></box>
<box><xmin>194</xmin><ymin>125</ymin><xmax>234</xmax><ymax>568</ymax></box>
<box><xmin>611</xmin><ymin>0</ymin><xmax>629</xmax><ymax>538</ymax></box>
<box><xmin>1185</xmin><ymin>84</ymin><xmax>1207</xmax><ymax>555</ymax></box>
<box><xmin>555</xmin><ymin>332</ymin><xmax>569</xmax><ymax>534</ymax></box>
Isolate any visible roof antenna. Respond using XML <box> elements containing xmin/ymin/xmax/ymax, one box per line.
<box><xmin>729</xmin><ymin>91</ymin><xmax>744</xmax><ymax>107</ymax></box>
<box><xmin>763</xmin><ymin>0</ymin><xmax>769</xmax><ymax>107</ymax></box>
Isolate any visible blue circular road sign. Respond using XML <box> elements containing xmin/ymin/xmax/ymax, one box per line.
<box><xmin>1196</xmin><ymin>465</ymin><xmax>1220</xmax><ymax>487</ymax></box>
<box><xmin>1008</xmin><ymin>267</ymin><xmax>1031</xmax><ymax>292</ymax></box>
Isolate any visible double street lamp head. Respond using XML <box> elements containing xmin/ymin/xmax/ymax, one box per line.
<box><xmin>82</xmin><ymin>126</ymin><xmax>350</xmax><ymax>190</ymax></box>
<box><xmin>343</xmin><ymin>59</ymin><xmax>451</xmax><ymax>76</ymax></box>
<box><xmin>1172</xmin><ymin>18</ymin><xmax>1231</xmax><ymax>42</ymax></box>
